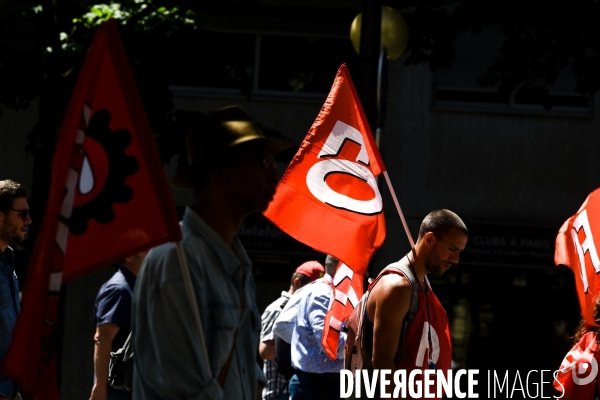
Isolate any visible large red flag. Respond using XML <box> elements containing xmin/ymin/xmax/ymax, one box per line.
<box><xmin>555</xmin><ymin>188</ymin><xmax>600</xmax><ymax>328</ymax></box>
<box><xmin>264</xmin><ymin>64</ymin><xmax>386</xmax><ymax>359</ymax></box>
<box><xmin>2</xmin><ymin>19</ymin><xmax>182</xmax><ymax>398</ymax></box>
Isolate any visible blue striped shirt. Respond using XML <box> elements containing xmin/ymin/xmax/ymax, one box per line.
<box><xmin>132</xmin><ymin>207</ymin><xmax>264</xmax><ymax>400</ymax></box>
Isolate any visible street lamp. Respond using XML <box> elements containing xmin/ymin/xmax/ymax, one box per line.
<box><xmin>349</xmin><ymin>5</ymin><xmax>408</xmax><ymax>146</ymax></box>
<box><xmin>350</xmin><ymin>5</ymin><xmax>409</xmax><ymax>61</ymax></box>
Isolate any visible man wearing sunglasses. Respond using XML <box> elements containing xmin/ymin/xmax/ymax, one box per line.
<box><xmin>0</xmin><ymin>179</ymin><xmax>32</xmax><ymax>400</ymax></box>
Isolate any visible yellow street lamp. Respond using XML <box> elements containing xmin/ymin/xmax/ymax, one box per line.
<box><xmin>350</xmin><ymin>5</ymin><xmax>409</xmax><ymax>61</ymax></box>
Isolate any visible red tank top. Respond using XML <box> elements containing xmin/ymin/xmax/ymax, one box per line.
<box><xmin>371</xmin><ymin>269</ymin><xmax>452</xmax><ymax>399</ymax></box>
<box><xmin>397</xmin><ymin>285</ymin><xmax>452</xmax><ymax>399</ymax></box>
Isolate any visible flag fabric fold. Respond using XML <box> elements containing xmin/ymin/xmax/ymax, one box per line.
<box><xmin>264</xmin><ymin>64</ymin><xmax>386</xmax><ymax>359</ymax></box>
<box><xmin>2</xmin><ymin>19</ymin><xmax>181</xmax><ymax>399</ymax></box>
<box><xmin>555</xmin><ymin>188</ymin><xmax>600</xmax><ymax>328</ymax></box>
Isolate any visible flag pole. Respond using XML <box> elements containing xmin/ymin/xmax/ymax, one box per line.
<box><xmin>382</xmin><ymin>171</ymin><xmax>415</xmax><ymax>249</ymax></box>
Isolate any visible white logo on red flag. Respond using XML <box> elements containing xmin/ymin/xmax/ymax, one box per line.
<box><xmin>555</xmin><ymin>188</ymin><xmax>600</xmax><ymax>327</ymax></box>
<box><xmin>570</xmin><ymin>209</ymin><xmax>600</xmax><ymax>293</ymax></box>
<box><xmin>554</xmin><ymin>331</ymin><xmax>600</xmax><ymax>398</ymax></box>
<box><xmin>264</xmin><ymin>64</ymin><xmax>387</xmax><ymax>360</ymax></box>
<box><xmin>306</xmin><ymin>121</ymin><xmax>383</xmax><ymax>215</ymax></box>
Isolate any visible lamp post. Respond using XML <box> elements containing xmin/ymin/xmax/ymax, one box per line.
<box><xmin>350</xmin><ymin>4</ymin><xmax>408</xmax><ymax>145</ymax></box>
<box><xmin>350</xmin><ymin>5</ymin><xmax>412</xmax><ymax>275</ymax></box>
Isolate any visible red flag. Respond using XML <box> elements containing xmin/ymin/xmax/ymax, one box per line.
<box><xmin>2</xmin><ymin>19</ymin><xmax>182</xmax><ymax>398</ymax></box>
<box><xmin>322</xmin><ymin>262</ymin><xmax>365</xmax><ymax>359</ymax></box>
<box><xmin>553</xmin><ymin>331</ymin><xmax>600</xmax><ymax>398</ymax></box>
<box><xmin>264</xmin><ymin>64</ymin><xmax>386</xmax><ymax>359</ymax></box>
<box><xmin>555</xmin><ymin>188</ymin><xmax>600</xmax><ymax>327</ymax></box>
<box><xmin>264</xmin><ymin>64</ymin><xmax>386</xmax><ymax>270</ymax></box>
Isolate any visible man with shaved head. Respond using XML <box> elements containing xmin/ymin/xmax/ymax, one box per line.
<box><xmin>366</xmin><ymin>209</ymin><xmax>468</xmax><ymax>399</ymax></box>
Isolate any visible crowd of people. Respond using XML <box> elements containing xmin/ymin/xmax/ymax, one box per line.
<box><xmin>0</xmin><ymin>105</ymin><xmax>585</xmax><ymax>400</ymax></box>
<box><xmin>0</xmin><ymin>106</ymin><xmax>470</xmax><ymax>400</ymax></box>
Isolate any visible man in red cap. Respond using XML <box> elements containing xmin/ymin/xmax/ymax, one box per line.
<box><xmin>259</xmin><ymin>261</ymin><xmax>324</xmax><ymax>400</ymax></box>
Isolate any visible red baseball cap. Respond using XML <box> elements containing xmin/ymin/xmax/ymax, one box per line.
<box><xmin>295</xmin><ymin>261</ymin><xmax>325</xmax><ymax>281</ymax></box>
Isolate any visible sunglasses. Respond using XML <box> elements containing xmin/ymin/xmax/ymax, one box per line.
<box><xmin>9</xmin><ymin>208</ymin><xmax>30</xmax><ymax>220</ymax></box>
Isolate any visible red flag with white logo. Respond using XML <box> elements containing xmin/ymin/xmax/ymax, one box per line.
<box><xmin>555</xmin><ymin>188</ymin><xmax>600</xmax><ymax>327</ymax></box>
<box><xmin>264</xmin><ymin>63</ymin><xmax>385</xmax><ymax>270</ymax></box>
<box><xmin>322</xmin><ymin>262</ymin><xmax>365</xmax><ymax>359</ymax></box>
<box><xmin>263</xmin><ymin>64</ymin><xmax>386</xmax><ymax>359</ymax></box>
<box><xmin>554</xmin><ymin>331</ymin><xmax>600</xmax><ymax>398</ymax></box>
<box><xmin>2</xmin><ymin>19</ymin><xmax>181</xmax><ymax>399</ymax></box>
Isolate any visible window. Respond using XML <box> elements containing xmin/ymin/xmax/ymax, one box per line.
<box><xmin>432</xmin><ymin>26</ymin><xmax>592</xmax><ymax>117</ymax></box>
<box><xmin>169</xmin><ymin>30</ymin><xmax>359</xmax><ymax>99</ymax></box>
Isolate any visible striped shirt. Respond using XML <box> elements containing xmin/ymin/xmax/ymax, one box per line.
<box><xmin>260</xmin><ymin>291</ymin><xmax>291</xmax><ymax>399</ymax></box>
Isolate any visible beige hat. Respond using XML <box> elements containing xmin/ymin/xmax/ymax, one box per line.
<box><xmin>172</xmin><ymin>105</ymin><xmax>293</xmax><ymax>190</ymax></box>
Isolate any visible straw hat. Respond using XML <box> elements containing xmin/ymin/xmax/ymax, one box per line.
<box><xmin>172</xmin><ymin>105</ymin><xmax>293</xmax><ymax>190</ymax></box>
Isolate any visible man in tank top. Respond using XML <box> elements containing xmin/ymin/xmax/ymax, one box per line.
<box><xmin>367</xmin><ymin>209</ymin><xmax>468</xmax><ymax>399</ymax></box>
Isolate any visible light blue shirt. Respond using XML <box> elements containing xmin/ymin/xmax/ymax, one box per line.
<box><xmin>132</xmin><ymin>207</ymin><xmax>264</xmax><ymax>400</ymax></box>
<box><xmin>272</xmin><ymin>284</ymin><xmax>309</xmax><ymax>344</ymax></box>
<box><xmin>290</xmin><ymin>274</ymin><xmax>346</xmax><ymax>374</ymax></box>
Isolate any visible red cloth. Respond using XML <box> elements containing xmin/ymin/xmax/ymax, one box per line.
<box><xmin>554</xmin><ymin>331</ymin><xmax>600</xmax><ymax>399</ymax></box>
<box><xmin>395</xmin><ymin>285</ymin><xmax>452</xmax><ymax>400</ymax></box>
<box><xmin>263</xmin><ymin>64</ymin><xmax>387</xmax><ymax>359</ymax></box>
<box><xmin>1</xmin><ymin>19</ymin><xmax>181</xmax><ymax>399</ymax></box>
<box><xmin>263</xmin><ymin>63</ymin><xmax>386</xmax><ymax>272</ymax></box>
<box><xmin>555</xmin><ymin>188</ymin><xmax>600</xmax><ymax>327</ymax></box>
<box><xmin>322</xmin><ymin>262</ymin><xmax>365</xmax><ymax>359</ymax></box>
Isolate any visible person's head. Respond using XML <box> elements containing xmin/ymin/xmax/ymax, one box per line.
<box><xmin>118</xmin><ymin>250</ymin><xmax>149</xmax><ymax>276</ymax></box>
<box><xmin>172</xmin><ymin>105</ymin><xmax>292</xmax><ymax>214</ymax></box>
<box><xmin>572</xmin><ymin>294</ymin><xmax>600</xmax><ymax>344</ymax></box>
<box><xmin>417</xmin><ymin>209</ymin><xmax>468</xmax><ymax>277</ymax></box>
<box><xmin>289</xmin><ymin>260</ymin><xmax>324</xmax><ymax>293</ymax></box>
<box><xmin>324</xmin><ymin>255</ymin><xmax>340</xmax><ymax>277</ymax></box>
<box><xmin>0</xmin><ymin>180</ymin><xmax>31</xmax><ymax>251</ymax></box>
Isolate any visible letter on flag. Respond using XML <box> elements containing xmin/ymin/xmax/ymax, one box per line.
<box><xmin>555</xmin><ymin>188</ymin><xmax>600</xmax><ymax>328</ymax></box>
<box><xmin>2</xmin><ymin>19</ymin><xmax>182</xmax><ymax>399</ymax></box>
<box><xmin>264</xmin><ymin>64</ymin><xmax>386</xmax><ymax>359</ymax></box>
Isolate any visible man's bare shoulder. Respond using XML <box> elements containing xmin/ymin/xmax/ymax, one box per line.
<box><xmin>371</xmin><ymin>269</ymin><xmax>411</xmax><ymax>297</ymax></box>
<box><xmin>367</xmin><ymin>268</ymin><xmax>412</xmax><ymax>327</ymax></box>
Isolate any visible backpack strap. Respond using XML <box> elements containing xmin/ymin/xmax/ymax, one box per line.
<box><xmin>367</xmin><ymin>261</ymin><xmax>419</xmax><ymax>363</ymax></box>
<box><xmin>390</xmin><ymin>263</ymin><xmax>419</xmax><ymax>363</ymax></box>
